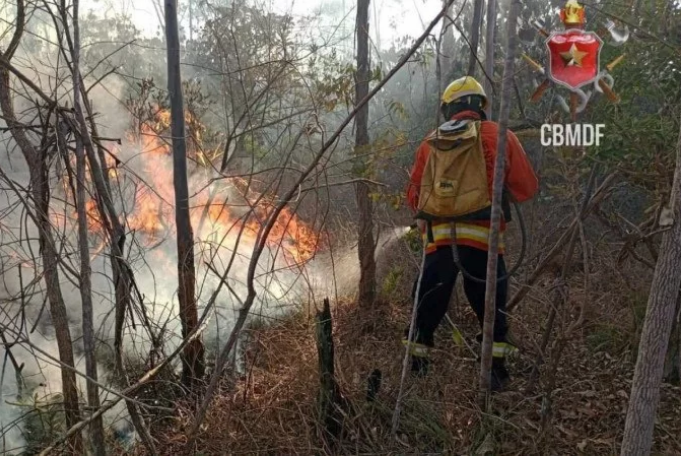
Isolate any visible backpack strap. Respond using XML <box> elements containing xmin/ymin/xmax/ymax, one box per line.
<box><xmin>412</xmin><ymin>217</ymin><xmax>436</xmax><ymax>244</ymax></box>
<box><xmin>427</xmin><ymin>119</ymin><xmax>478</xmax><ymax>146</ymax></box>
<box><xmin>426</xmin><ymin>220</ymin><xmax>435</xmax><ymax>244</ymax></box>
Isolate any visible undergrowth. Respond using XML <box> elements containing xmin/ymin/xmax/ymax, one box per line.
<box><xmin>138</xmin><ymin>290</ymin><xmax>681</xmax><ymax>455</ymax></box>
<box><xmin>134</xmin><ymin>208</ymin><xmax>681</xmax><ymax>455</ymax></box>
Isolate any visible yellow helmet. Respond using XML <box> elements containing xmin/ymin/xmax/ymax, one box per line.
<box><xmin>441</xmin><ymin>76</ymin><xmax>488</xmax><ymax>110</ymax></box>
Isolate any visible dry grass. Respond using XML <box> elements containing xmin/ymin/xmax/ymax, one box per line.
<box><xmin>130</xmin><ymin>197</ymin><xmax>681</xmax><ymax>455</ymax></box>
<box><xmin>138</xmin><ymin>285</ymin><xmax>681</xmax><ymax>455</ymax></box>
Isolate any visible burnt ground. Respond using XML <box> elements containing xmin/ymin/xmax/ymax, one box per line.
<box><xmin>141</xmin><ymin>289</ymin><xmax>681</xmax><ymax>455</ymax></box>
<box><xmin>129</xmin><ymin>195</ymin><xmax>681</xmax><ymax>456</ymax></box>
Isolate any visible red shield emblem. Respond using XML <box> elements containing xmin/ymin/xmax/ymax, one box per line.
<box><xmin>546</xmin><ymin>30</ymin><xmax>602</xmax><ymax>90</ymax></box>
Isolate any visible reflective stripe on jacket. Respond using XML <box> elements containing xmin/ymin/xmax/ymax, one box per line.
<box><xmin>405</xmin><ymin>110</ymin><xmax>538</xmax><ymax>254</ymax></box>
<box><xmin>420</xmin><ymin>221</ymin><xmax>506</xmax><ymax>254</ymax></box>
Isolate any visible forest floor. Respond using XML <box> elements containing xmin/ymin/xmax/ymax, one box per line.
<box><xmin>117</xmin><ymin>197</ymin><xmax>681</xmax><ymax>455</ymax></box>
<box><xmin>140</xmin><ymin>282</ymin><xmax>681</xmax><ymax>455</ymax></box>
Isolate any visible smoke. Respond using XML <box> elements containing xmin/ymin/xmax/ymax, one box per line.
<box><xmin>0</xmin><ymin>0</ymin><xmax>424</xmax><ymax>446</ymax></box>
<box><xmin>0</xmin><ymin>53</ymin><xmax>321</xmax><ymax>451</ymax></box>
<box><xmin>306</xmin><ymin>224</ymin><xmax>413</xmax><ymax>302</ymax></box>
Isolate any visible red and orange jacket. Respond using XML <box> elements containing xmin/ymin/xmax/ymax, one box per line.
<box><xmin>406</xmin><ymin>110</ymin><xmax>538</xmax><ymax>254</ymax></box>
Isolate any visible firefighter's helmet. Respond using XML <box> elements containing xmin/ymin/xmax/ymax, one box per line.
<box><xmin>441</xmin><ymin>76</ymin><xmax>488</xmax><ymax>110</ymax></box>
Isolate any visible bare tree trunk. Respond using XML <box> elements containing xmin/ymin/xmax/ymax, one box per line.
<box><xmin>440</xmin><ymin>0</ymin><xmax>456</xmax><ymax>79</ymax></box>
<box><xmin>467</xmin><ymin>0</ymin><xmax>484</xmax><ymax>76</ymax></box>
<box><xmin>483</xmin><ymin>0</ymin><xmax>496</xmax><ymax>117</ymax></box>
<box><xmin>355</xmin><ymin>0</ymin><xmax>377</xmax><ymax>308</ymax></box>
<box><xmin>2</xmin><ymin>105</ymin><xmax>85</xmax><ymax>456</ymax></box>
<box><xmin>50</xmin><ymin>0</ymin><xmax>128</xmax><ymax>381</ymax></box>
<box><xmin>46</xmin><ymin>2</ymin><xmax>158</xmax><ymax>449</ymax></box>
<box><xmin>31</xmin><ymin>171</ymin><xmax>84</xmax><ymax>454</ymax></box>
<box><xmin>478</xmin><ymin>0</ymin><xmax>520</xmax><ymax>405</ymax></box>
<box><xmin>189</xmin><ymin>0</ymin><xmax>193</xmax><ymax>42</ymax></box>
<box><xmin>70</xmin><ymin>0</ymin><xmax>105</xmax><ymax>453</ymax></box>
<box><xmin>436</xmin><ymin>18</ymin><xmax>445</xmax><ymax>110</ymax></box>
<box><xmin>316</xmin><ymin>298</ymin><xmax>343</xmax><ymax>449</ymax></box>
<box><xmin>621</xmin><ymin>116</ymin><xmax>681</xmax><ymax>456</ymax></box>
<box><xmin>164</xmin><ymin>0</ymin><xmax>205</xmax><ymax>384</ymax></box>
<box><xmin>663</xmin><ymin>296</ymin><xmax>681</xmax><ymax>384</ymax></box>
<box><xmin>372</xmin><ymin>0</ymin><xmax>381</xmax><ymax>54</ymax></box>
<box><xmin>0</xmin><ymin>3</ymin><xmax>83</xmax><ymax>452</ymax></box>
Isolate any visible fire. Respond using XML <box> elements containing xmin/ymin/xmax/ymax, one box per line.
<box><xmin>198</xmin><ymin>199</ymin><xmax>320</xmax><ymax>265</ymax></box>
<box><xmin>67</xmin><ymin>107</ymin><xmax>322</xmax><ymax>266</ymax></box>
<box><xmin>85</xmin><ymin>200</ymin><xmax>103</xmax><ymax>231</ymax></box>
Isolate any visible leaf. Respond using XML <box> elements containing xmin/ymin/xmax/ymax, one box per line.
<box><xmin>659</xmin><ymin>206</ymin><xmax>674</xmax><ymax>227</ymax></box>
<box><xmin>451</xmin><ymin>326</ymin><xmax>464</xmax><ymax>347</ymax></box>
<box><xmin>386</xmin><ymin>100</ymin><xmax>408</xmax><ymax>121</ymax></box>
<box><xmin>368</xmin><ymin>192</ymin><xmax>382</xmax><ymax>202</ymax></box>
<box><xmin>577</xmin><ymin>440</ymin><xmax>588</xmax><ymax>452</ymax></box>
<box><xmin>474</xmin><ymin>433</ymin><xmax>495</xmax><ymax>455</ymax></box>
<box><xmin>395</xmin><ymin>434</ymin><xmax>410</xmax><ymax>447</ymax></box>
<box><xmin>556</xmin><ymin>424</ymin><xmax>577</xmax><ymax>437</ymax></box>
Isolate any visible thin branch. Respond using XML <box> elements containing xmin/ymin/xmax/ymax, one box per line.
<box><xmin>37</xmin><ymin>308</ymin><xmax>211</xmax><ymax>455</ymax></box>
<box><xmin>187</xmin><ymin>0</ymin><xmax>462</xmax><ymax>444</ymax></box>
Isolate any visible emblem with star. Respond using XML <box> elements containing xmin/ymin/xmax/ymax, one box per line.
<box><xmin>560</xmin><ymin>43</ymin><xmax>588</xmax><ymax>67</ymax></box>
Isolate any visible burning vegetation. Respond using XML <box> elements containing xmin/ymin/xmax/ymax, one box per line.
<box><xmin>1</xmin><ymin>0</ymin><xmax>681</xmax><ymax>455</ymax></box>
<box><xmin>55</xmin><ymin>104</ymin><xmax>323</xmax><ymax>267</ymax></box>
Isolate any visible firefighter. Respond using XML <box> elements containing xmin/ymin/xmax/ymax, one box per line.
<box><xmin>403</xmin><ymin>76</ymin><xmax>539</xmax><ymax>391</ymax></box>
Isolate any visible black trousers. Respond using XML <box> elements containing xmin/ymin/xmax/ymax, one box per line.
<box><xmin>407</xmin><ymin>245</ymin><xmax>509</xmax><ymax>348</ymax></box>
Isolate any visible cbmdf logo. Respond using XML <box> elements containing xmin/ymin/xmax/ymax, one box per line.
<box><xmin>521</xmin><ymin>0</ymin><xmax>629</xmax><ymax>115</ymax></box>
<box><xmin>541</xmin><ymin>124</ymin><xmax>605</xmax><ymax>147</ymax></box>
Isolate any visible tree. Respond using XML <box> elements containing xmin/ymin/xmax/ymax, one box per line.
<box><xmin>621</xmin><ymin>115</ymin><xmax>681</xmax><ymax>455</ymax></box>
<box><xmin>483</xmin><ymin>0</ymin><xmax>496</xmax><ymax>116</ymax></box>
<box><xmin>467</xmin><ymin>0</ymin><xmax>484</xmax><ymax>76</ymax></box>
<box><xmin>354</xmin><ymin>0</ymin><xmax>377</xmax><ymax>307</ymax></box>
<box><xmin>188</xmin><ymin>0</ymin><xmax>298</xmax><ymax>174</ymax></box>
<box><xmin>478</xmin><ymin>0</ymin><xmax>521</xmax><ymax>401</ymax></box>
<box><xmin>440</xmin><ymin>0</ymin><xmax>457</xmax><ymax>79</ymax></box>
<box><xmin>69</xmin><ymin>0</ymin><xmax>106</xmax><ymax>453</ymax></box>
<box><xmin>164</xmin><ymin>0</ymin><xmax>206</xmax><ymax>384</ymax></box>
<box><xmin>0</xmin><ymin>1</ymin><xmax>83</xmax><ymax>453</ymax></box>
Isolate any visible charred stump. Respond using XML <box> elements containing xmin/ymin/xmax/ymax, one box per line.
<box><xmin>315</xmin><ymin>298</ymin><xmax>345</xmax><ymax>450</ymax></box>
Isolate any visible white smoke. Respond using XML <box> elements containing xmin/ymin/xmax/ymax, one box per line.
<box><xmin>0</xmin><ymin>61</ymin><xmax>315</xmax><ymax>453</ymax></box>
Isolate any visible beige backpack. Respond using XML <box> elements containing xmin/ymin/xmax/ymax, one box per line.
<box><xmin>416</xmin><ymin>119</ymin><xmax>492</xmax><ymax>222</ymax></box>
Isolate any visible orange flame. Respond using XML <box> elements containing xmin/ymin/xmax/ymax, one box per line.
<box><xmin>69</xmin><ymin>107</ymin><xmax>322</xmax><ymax>266</ymax></box>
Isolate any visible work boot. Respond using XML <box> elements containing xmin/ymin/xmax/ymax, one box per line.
<box><xmin>477</xmin><ymin>333</ymin><xmax>519</xmax><ymax>348</ymax></box>
<box><xmin>491</xmin><ymin>357</ymin><xmax>510</xmax><ymax>392</ymax></box>
<box><xmin>411</xmin><ymin>355</ymin><xmax>430</xmax><ymax>377</ymax></box>
<box><xmin>402</xmin><ymin>337</ymin><xmax>431</xmax><ymax>377</ymax></box>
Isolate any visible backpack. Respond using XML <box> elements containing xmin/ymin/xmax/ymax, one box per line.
<box><xmin>415</xmin><ymin>119</ymin><xmax>492</xmax><ymax>222</ymax></box>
